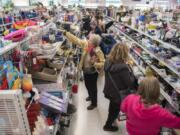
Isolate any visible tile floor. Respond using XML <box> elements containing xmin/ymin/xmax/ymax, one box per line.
<box><xmin>67</xmin><ymin>76</ymin><xmax>128</xmax><ymax>135</ymax></box>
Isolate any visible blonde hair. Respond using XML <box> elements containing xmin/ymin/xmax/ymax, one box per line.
<box><xmin>138</xmin><ymin>77</ymin><xmax>160</xmax><ymax>104</ymax></box>
<box><xmin>108</xmin><ymin>43</ymin><xmax>129</xmax><ymax>63</ymax></box>
<box><xmin>89</xmin><ymin>34</ymin><xmax>102</xmax><ymax>47</ymax></box>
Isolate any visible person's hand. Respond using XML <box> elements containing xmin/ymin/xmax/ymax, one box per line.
<box><xmin>90</xmin><ymin>55</ymin><xmax>98</xmax><ymax>65</ymax></box>
<box><xmin>90</xmin><ymin>56</ymin><xmax>96</xmax><ymax>65</ymax></box>
<box><xmin>58</xmin><ymin>29</ymin><xmax>66</xmax><ymax>35</ymax></box>
<box><xmin>58</xmin><ymin>28</ymin><xmax>65</xmax><ymax>33</ymax></box>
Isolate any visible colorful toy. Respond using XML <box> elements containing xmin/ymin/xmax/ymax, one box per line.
<box><xmin>4</xmin><ymin>29</ymin><xmax>26</xmax><ymax>42</ymax></box>
<box><xmin>13</xmin><ymin>20</ymin><xmax>37</xmax><ymax>29</ymax></box>
<box><xmin>22</xmin><ymin>74</ymin><xmax>33</xmax><ymax>92</ymax></box>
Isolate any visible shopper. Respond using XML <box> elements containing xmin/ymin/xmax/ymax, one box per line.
<box><xmin>63</xmin><ymin>31</ymin><xmax>105</xmax><ymax>110</ymax></box>
<box><xmin>97</xmin><ymin>16</ymin><xmax>105</xmax><ymax>33</ymax></box>
<box><xmin>89</xmin><ymin>14</ymin><xmax>103</xmax><ymax>36</ymax></box>
<box><xmin>103</xmin><ymin>43</ymin><xmax>137</xmax><ymax>132</ymax></box>
<box><xmin>121</xmin><ymin>77</ymin><xmax>180</xmax><ymax>135</ymax></box>
<box><xmin>81</xmin><ymin>14</ymin><xmax>91</xmax><ymax>36</ymax></box>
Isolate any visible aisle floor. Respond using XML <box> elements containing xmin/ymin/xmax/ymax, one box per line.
<box><xmin>67</xmin><ymin>76</ymin><xmax>128</xmax><ymax>135</ymax></box>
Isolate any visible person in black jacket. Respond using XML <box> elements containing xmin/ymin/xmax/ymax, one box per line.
<box><xmin>103</xmin><ymin>43</ymin><xmax>137</xmax><ymax>132</ymax></box>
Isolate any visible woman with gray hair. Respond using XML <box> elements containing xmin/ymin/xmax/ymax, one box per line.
<box><xmin>63</xmin><ymin>31</ymin><xmax>105</xmax><ymax>110</ymax></box>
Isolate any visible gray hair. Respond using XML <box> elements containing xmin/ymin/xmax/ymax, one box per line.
<box><xmin>90</xmin><ymin>34</ymin><xmax>102</xmax><ymax>46</ymax></box>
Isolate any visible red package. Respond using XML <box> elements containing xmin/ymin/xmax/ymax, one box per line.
<box><xmin>72</xmin><ymin>84</ymin><xmax>78</xmax><ymax>94</ymax></box>
<box><xmin>0</xmin><ymin>77</ymin><xmax>8</xmax><ymax>90</ymax></box>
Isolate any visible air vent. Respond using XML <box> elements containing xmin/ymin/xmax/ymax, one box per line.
<box><xmin>0</xmin><ymin>90</ymin><xmax>31</xmax><ymax>135</ymax></box>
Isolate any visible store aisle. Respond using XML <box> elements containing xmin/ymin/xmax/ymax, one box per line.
<box><xmin>67</xmin><ymin>76</ymin><xmax>128</xmax><ymax>135</ymax></box>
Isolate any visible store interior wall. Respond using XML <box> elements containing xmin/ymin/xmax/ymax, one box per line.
<box><xmin>2</xmin><ymin>0</ymin><xmax>178</xmax><ymax>9</ymax></box>
<box><xmin>12</xmin><ymin>0</ymin><xmax>29</xmax><ymax>6</ymax></box>
<box><xmin>121</xmin><ymin>0</ymin><xmax>177</xmax><ymax>9</ymax></box>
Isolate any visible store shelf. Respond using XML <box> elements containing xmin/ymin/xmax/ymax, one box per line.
<box><xmin>0</xmin><ymin>24</ymin><xmax>46</xmax><ymax>56</ymax></box>
<box><xmin>160</xmin><ymin>86</ymin><xmax>180</xmax><ymax>114</ymax></box>
<box><xmin>121</xmin><ymin>23</ymin><xmax>180</xmax><ymax>53</ymax></box>
<box><xmin>116</xmin><ymin>24</ymin><xmax>180</xmax><ymax>113</ymax></box>
<box><xmin>0</xmin><ymin>22</ymin><xmax>13</xmax><ymax>27</ymax></box>
<box><xmin>53</xmin><ymin>115</ymin><xmax>61</xmax><ymax>135</ymax></box>
<box><xmin>129</xmin><ymin>54</ymin><xmax>146</xmax><ymax>74</ymax></box>
<box><xmin>129</xmin><ymin>46</ymin><xmax>180</xmax><ymax>94</ymax></box>
<box><xmin>151</xmin><ymin>65</ymin><xmax>180</xmax><ymax>94</ymax></box>
<box><xmin>0</xmin><ymin>36</ymin><xmax>34</xmax><ymax>56</ymax></box>
<box><xmin>37</xmin><ymin>40</ymin><xmax>65</xmax><ymax>59</ymax></box>
<box><xmin>0</xmin><ymin>42</ymin><xmax>19</xmax><ymax>55</ymax></box>
<box><xmin>129</xmin><ymin>52</ymin><xmax>180</xmax><ymax>114</ymax></box>
<box><xmin>106</xmin><ymin>16</ymin><xmax>180</xmax><ymax>53</ymax></box>
<box><xmin>29</xmin><ymin>17</ymin><xmax>39</xmax><ymax>19</ymax></box>
<box><xmin>113</xmin><ymin>25</ymin><xmax>180</xmax><ymax>77</ymax></box>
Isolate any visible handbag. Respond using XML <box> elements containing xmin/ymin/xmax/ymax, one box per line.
<box><xmin>108</xmin><ymin>66</ymin><xmax>137</xmax><ymax>101</ymax></box>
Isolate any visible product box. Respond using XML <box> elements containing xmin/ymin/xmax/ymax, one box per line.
<box><xmin>39</xmin><ymin>92</ymin><xmax>69</xmax><ymax>113</ymax></box>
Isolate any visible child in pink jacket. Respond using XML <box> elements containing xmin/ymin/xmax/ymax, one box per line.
<box><xmin>121</xmin><ymin>77</ymin><xmax>180</xmax><ymax>135</ymax></box>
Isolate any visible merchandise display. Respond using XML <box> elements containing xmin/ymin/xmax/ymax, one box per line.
<box><xmin>0</xmin><ymin>2</ymin><xmax>180</xmax><ymax>135</ymax></box>
<box><xmin>106</xmin><ymin>14</ymin><xmax>180</xmax><ymax>134</ymax></box>
<box><xmin>0</xmin><ymin>5</ymin><xmax>80</xmax><ymax>135</ymax></box>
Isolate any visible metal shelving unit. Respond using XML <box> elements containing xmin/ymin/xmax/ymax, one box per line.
<box><xmin>113</xmin><ymin>24</ymin><xmax>180</xmax><ymax>77</ymax></box>
<box><xmin>0</xmin><ymin>15</ymin><xmax>64</xmax><ymax>134</ymax></box>
<box><xmin>129</xmin><ymin>53</ymin><xmax>180</xmax><ymax>114</ymax></box>
<box><xmin>0</xmin><ymin>21</ymin><xmax>55</xmax><ymax>56</ymax></box>
<box><xmin>121</xmin><ymin>23</ymin><xmax>180</xmax><ymax>53</ymax></box>
<box><xmin>107</xmin><ymin>16</ymin><xmax>180</xmax><ymax>115</ymax></box>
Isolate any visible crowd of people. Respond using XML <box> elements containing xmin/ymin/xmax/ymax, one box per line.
<box><xmin>60</xmin><ymin>9</ymin><xmax>180</xmax><ymax>135</ymax></box>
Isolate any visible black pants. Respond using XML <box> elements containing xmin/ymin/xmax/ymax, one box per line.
<box><xmin>84</xmin><ymin>72</ymin><xmax>98</xmax><ymax>105</ymax></box>
<box><xmin>105</xmin><ymin>100</ymin><xmax>120</xmax><ymax>127</ymax></box>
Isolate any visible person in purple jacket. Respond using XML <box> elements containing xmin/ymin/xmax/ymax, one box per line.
<box><xmin>121</xmin><ymin>77</ymin><xmax>180</xmax><ymax>135</ymax></box>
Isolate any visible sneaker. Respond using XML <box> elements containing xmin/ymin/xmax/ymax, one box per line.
<box><xmin>86</xmin><ymin>97</ymin><xmax>91</xmax><ymax>101</ymax></box>
<box><xmin>103</xmin><ymin>125</ymin><xmax>118</xmax><ymax>132</ymax></box>
<box><xmin>87</xmin><ymin>104</ymin><xmax>97</xmax><ymax>110</ymax></box>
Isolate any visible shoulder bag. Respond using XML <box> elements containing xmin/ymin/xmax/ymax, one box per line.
<box><xmin>108</xmin><ymin>70</ymin><xmax>136</xmax><ymax>101</ymax></box>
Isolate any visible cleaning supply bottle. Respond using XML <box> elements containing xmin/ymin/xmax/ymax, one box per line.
<box><xmin>145</xmin><ymin>66</ymin><xmax>154</xmax><ymax>77</ymax></box>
